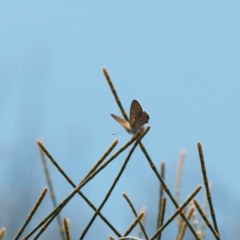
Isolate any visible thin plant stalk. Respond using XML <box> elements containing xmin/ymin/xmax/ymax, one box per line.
<box><xmin>175</xmin><ymin>150</ymin><xmax>186</xmax><ymax>233</ymax></box>
<box><xmin>0</xmin><ymin>228</ymin><xmax>6</xmax><ymax>240</ymax></box>
<box><xmin>103</xmin><ymin>68</ymin><xmax>128</xmax><ymax>121</ymax></box>
<box><xmin>158</xmin><ymin>197</ymin><xmax>167</xmax><ymax>240</ymax></box>
<box><xmin>63</xmin><ymin>218</ymin><xmax>71</xmax><ymax>240</ymax></box>
<box><xmin>138</xmin><ymin>207</ymin><xmax>147</xmax><ymax>239</ymax></box>
<box><xmin>13</xmin><ymin>188</ymin><xmax>48</xmax><ymax>240</ymax></box>
<box><xmin>157</xmin><ymin>161</ymin><xmax>165</xmax><ymax>238</ymax></box>
<box><xmin>39</xmin><ymin>142</ymin><xmax>64</xmax><ymax>239</ymax></box>
<box><xmin>197</xmin><ymin>142</ymin><xmax>219</xmax><ymax>235</ymax></box>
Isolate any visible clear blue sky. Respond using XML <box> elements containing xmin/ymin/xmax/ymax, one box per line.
<box><xmin>1</xmin><ymin>1</ymin><xmax>239</xmax><ymax>239</ymax></box>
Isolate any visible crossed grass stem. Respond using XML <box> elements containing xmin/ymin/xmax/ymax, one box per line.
<box><xmin>24</xmin><ymin>129</ymin><xmax>146</xmax><ymax>239</ymax></box>
<box><xmin>38</xmin><ymin>139</ymin><xmax>121</xmax><ymax>237</ymax></box>
<box><xmin>32</xmin><ymin>138</ymin><xmax>220</xmax><ymax>240</ymax></box>
<box><xmin>79</xmin><ymin>127</ymin><xmax>149</xmax><ymax>240</ymax></box>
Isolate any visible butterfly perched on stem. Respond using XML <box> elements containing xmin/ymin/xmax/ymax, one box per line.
<box><xmin>111</xmin><ymin>100</ymin><xmax>149</xmax><ymax>135</ymax></box>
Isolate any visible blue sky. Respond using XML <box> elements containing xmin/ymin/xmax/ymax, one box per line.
<box><xmin>1</xmin><ymin>0</ymin><xmax>240</xmax><ymax>239</ymax></box>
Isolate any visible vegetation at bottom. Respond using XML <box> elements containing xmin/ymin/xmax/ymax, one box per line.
<box><xmin>0</xmin><ymin>68</ymin><xmax>221</xmax><ymax>240</ymax></box>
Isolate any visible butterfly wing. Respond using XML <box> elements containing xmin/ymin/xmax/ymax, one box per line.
<box><xmin>111</xmin><ymin>114</ymin><xmax>131</xmax><ymax>132</ymax></box>
<box><xmin>129</xmin><ymin>100</ymin><xmax>143</xmax><ymax>128</ymax></box>
<box><xmin>131</xmin><ymin>111</ymin><xmax>149</xmax><ymax>133</ymax></box>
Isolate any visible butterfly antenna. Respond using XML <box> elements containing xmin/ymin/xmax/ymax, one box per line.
<box><xmin>112</xmin><ymin>130</ymin><xmax>126</xmax><ymax>135</ymax></box>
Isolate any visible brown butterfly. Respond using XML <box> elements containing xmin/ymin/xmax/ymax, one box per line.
<box><xmin>111</xmin><ymin>100</ymin><xmax>149</xmax><ymax>135</ymax></box>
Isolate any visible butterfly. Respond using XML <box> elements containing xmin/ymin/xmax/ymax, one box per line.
<box><xmin>111</xmin><ymin>100</ymin><xmax>149</xmax><ymax>135</ymax></box>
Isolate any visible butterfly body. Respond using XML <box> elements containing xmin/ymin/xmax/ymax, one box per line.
<box><xmin>111</xmin><ymin>100</ymin><xmax>149</xmax><ymax>135</ymax></box>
